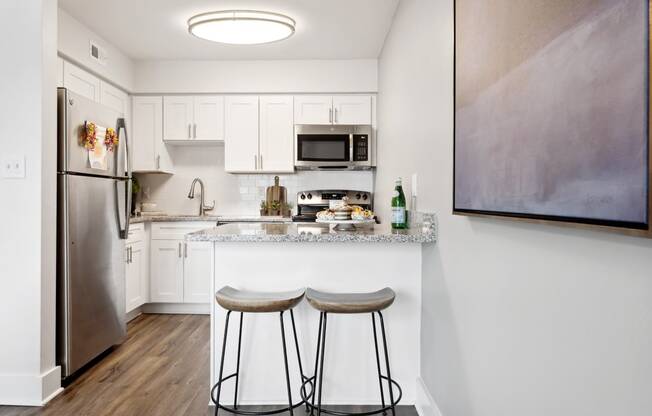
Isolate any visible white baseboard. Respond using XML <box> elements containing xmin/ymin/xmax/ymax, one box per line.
<box><xmin>141</xmin><ymin>302</ymin><xmax>210</xmax><ymax>315</ymax></box>
<box><xmin>415</xmin><ymin>377</ymin><xmax>443</xmax><ymax>416</ymax></box>
<box><xmin>0</xmin><ymin>365</ymin><xmax>62</xmax><ymax>406</ymax></box>
<box><xmin>126</xmin><ymin>307</ymin><xmax>143</xmax><ymax>322</ymax></box>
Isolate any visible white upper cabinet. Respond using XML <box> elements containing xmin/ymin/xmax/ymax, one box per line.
<box><xmin>294</xmin><ymin>95</ymin><xmax>372</xmax><ymax>125</ymax></box>
<box><xmin>294</xmin><ymin>95</ymin><xmax>333</xmax><ymax>125</ymax></box>
<box><xmin>100</xmin><ymin>81</ymin><xmax>128</xmax><ymax>114</ymax></box>
<box><xmin>163</xmin><ymin>95</ymin><xmax>224</xmax><ymax>143</ymax></box>
<box><xmin>163</xmin><ymin>96</ymin><xmax>194</xmax><ymax>141</ymax></box>
<box><xmin>63</xmin><ymin>61</ymin><xmax>100</xmax><ymax>102</ymax></box>
<box><xmin>333</xmin><ymin>95</ymin><xmax>372</xmax><ymax>125</ymax></box>
<box><xmin>259</xmin><ymin>96</ymin><xmax>294</xmax><ymax>173</ymax></box>
<box><xmin>132</xmin><ymin>96</ymin><xmax>173</xmax><ymax>173</ymax></box>
<box><xmin>57</xmin><ymin>57</ymin><xmax>64</xmax><ymax>88</ymax></box>
<box><xmin>194</xmin><ymin>96</ymin><xmax>225</xmax><ymax>142</ymax></box>
<box><xmin>225</xmin><ymin>96</ymin><xmax>259</xmax><ymax>172</ymax></box>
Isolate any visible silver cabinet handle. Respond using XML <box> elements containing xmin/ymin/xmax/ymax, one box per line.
<box><xmin>129</xmin><ymin>246</ymin><xmax>132</xmax><ymax>263</ymax></box>
<box><xmin>329</xmin><ymin>108</ymin><xmax>332</xmax><ymax>123</ymax></box>
<box><xmin>260</xmin><ymin>154</ymin><xmax>263</xmax><ymax>170</ymax></box>
<box><xmin>188</xmin><ymin>124</ymin><xmax>191</xmax><ymax>139</ymax></box>
<box><xmin>334</xmin><ymin>108</ymin><xmax>338</xmax><ymax>123</ymax></box>
<box><xmin>178</xmin><ymin>242</ymin><xmax>182</xmax><ymax>258</ymax></box>
<box><xmin>254</xmin><ymin>154</ymin><xmax>258</xmax><ymax>170</ymax></box>
<box><xmin>156</xmin><ymin>155</ymin><xmax>160</xmax><ymax>170</ymax></box>
<box><xmin>193</xmin><ymin>123</ymin><xmax>197</xmax><ymax>139</ymax></box>
<box><xmin>126</xmin><ymin>247</ymin><xmax>130</xmax><ymax>264</ymax></box>
<box><xmin>184</xmin><ymin>242</ymin><xmax>188</xmax><ymax>258</ymax></box>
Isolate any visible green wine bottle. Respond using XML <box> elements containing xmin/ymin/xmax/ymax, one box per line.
<box><xmin>391</xmin><ymin>178</ymin><xmax>408</xmax><ymax>229</ymax></box>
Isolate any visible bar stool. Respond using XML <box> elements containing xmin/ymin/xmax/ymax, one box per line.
<box><xmin>211</xmin><ymin>286</ymin><xmax>313</xmax><ymax>416</ymax></box>
<box><xmin>302</xmin><ymin>288</ymin><xmax>402</xmax><ymax>416</ymax></box>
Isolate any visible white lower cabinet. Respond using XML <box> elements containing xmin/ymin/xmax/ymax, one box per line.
<box><xmin>183</xmin><ymin>242</ymin><xmax>213</xmax><ymax>303</ymax></box>
<box><xmin>126</xmin><ymin>223</ymin><xmax>148</xmax><ymax>313</ymax></box>
<box><xmin>150</xmin><ymin>240</ymin><xmax>185</xmax><ymax>303</ymax></box>
<box><xmin>125</xmin><ymin>240</ymin><xmax>146</xmax><ymax>312</ymax></box>
<box><xmin>150</xmin><ymin>222</ymin><xmax>213</xmax><ymax>304</ymax></box>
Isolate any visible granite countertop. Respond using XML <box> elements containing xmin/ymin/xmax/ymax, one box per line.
<box><xmin>130</xmin><ymin>215</ymin><xmax>292</xmax><ymax>224</ymax></box>
<box><xmin>186</xmin><ymin>222</ymin><xmax>437</xmax><ymax>243</ymax></box>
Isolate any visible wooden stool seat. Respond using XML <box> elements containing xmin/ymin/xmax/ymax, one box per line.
<box><xmin>305</xmin><ymin>288</ymin><xmax>395</xmax><ymax>314</ymax></box>
<box><xmin>216</xmin><ymin>286</ymin><xmax>305</xmax><ymax>313</ymax></box>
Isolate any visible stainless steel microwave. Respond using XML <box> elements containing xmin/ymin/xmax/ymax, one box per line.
<box><xmin>294</xmin><ymin>124</ymin><xmax>373</xmax><ymax>170</ymax></box>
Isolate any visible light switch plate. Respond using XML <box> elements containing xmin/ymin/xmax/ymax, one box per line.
<box><xmin>2</xmin><ymin>156</ymin><xmax>26</xmax><ymax>178</ymax></box>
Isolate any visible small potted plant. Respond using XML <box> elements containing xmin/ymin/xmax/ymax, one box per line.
<box><xmin>260</xmin><ymin>200</ymin><xmax>268</xmax><ymax>216</ymax></box>
<box><xmin>269</xmin><ymin>201</ymin><xmax>281</xmax><ymax>216</ymax></box>
<box><xmin>131</xmin><ymin>177</ymin><xmax>141</xmax><ymax>216</ymax></box>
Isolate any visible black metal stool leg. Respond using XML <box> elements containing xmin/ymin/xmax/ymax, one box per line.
<box><xmin>317</xmin><ymin>313</ymin><xmax>328</xmax><ymax>416</ymax></box>
<box><xmin>290</xmin><ymin>309</ymin><xmax>310</xmax><ymax>412</ymax></box>
<box><xmin>311</xmin><ymin>312</ymin><xmax>324</xmax><ymax>415</ymax></box>
<box><xmin>280</xmin><ymin>311</ymin><xmax>295</xmax><ymax>416</ymax></box>
<box><xmin>215</xmin><ymin>310</ymin><xmax>232</xmax><ymax>416</ymax></box>
<box><xmin>371</xmin><ymin>313</ymin><xmax>387</xmax><ymax>415</ymax></box>
<box><xmin>377</xmin><ymin>312</ymin><xmax>395</xmax><ymax>416</ymax></box>
<box><xmin>234</xmin><ymin>312</ymin><xmax>244</xmax><ymax>409</ymax></box>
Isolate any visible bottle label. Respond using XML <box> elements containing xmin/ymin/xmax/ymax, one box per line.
<box><xmin>392</xmin><ymin>207</ymin><xmax>406</xmax><ymax>224</ymax></box>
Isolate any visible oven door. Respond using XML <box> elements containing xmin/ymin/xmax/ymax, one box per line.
<box><xmin>295</xmin><ymin>133</ymin><xmax>351</xmax><ymax>168</ymax></box>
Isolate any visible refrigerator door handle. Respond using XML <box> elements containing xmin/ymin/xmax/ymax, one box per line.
<box><xmin>117</xmin><ymin>118</ymin><xmax>131</xmax><ymax>239</ymax></box>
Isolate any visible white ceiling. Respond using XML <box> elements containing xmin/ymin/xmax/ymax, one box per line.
<box><xmin>58</xmin><ymin>0</ymin><xmax>400</xmax><ymax>61</ymax></box>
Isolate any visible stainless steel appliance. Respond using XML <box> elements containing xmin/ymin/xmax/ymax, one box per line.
<box><xmin>57</xmin><ymin>88</ymin><xmax>131</xmax><ymax>378</ymax></box>
<box><xmin>292</xmin><ymin>190</ymin><xmax>373</xmax><ymax>222</ymax></box>
<box><xmin>295</xmin><ymin>125</ymin><xmax>373</xmax><ymax>170</ymax></box>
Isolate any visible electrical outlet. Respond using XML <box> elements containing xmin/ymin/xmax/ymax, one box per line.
<box><xmin>2</xmin><ymin>156</ymin><xmax>25</xmax><ymax>178</ymax></box>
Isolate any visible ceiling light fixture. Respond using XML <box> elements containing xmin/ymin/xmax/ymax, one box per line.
<box><xmin>187</xmin><ymin>10</ymin><xmax>296</xmax><ymax>45</ymax></box>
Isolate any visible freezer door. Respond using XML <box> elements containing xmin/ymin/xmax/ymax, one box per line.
<box><xmin>58</xmin><ymin>173</ymin><xmax>126</xmax><ymax>377</ymax></box>
<box><xmin>58</xmin><ymin>88</ymin><xmax>127</xmax><ymax>178</ymax></box>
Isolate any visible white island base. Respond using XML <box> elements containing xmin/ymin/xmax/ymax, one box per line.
<box><xmin>208</xmin><ymin>239</ymin><xmax>426</xmax><ymax>407</ymax></box>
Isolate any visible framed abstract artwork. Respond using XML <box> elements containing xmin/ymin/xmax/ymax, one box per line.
<box><xmin>453</xmin><ymin>0</ymin><xmax>652</xmax><ymax>237</ymax></box>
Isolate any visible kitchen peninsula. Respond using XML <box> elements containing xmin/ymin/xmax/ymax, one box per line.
<box><xmin>187</xmin><ymin>222</ymin><xmax>436</xmax><ymax>406</ymax></box>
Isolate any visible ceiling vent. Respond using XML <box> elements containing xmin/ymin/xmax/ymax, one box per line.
<box><xmin>89</xmin><ymin>41</ymin><xmax>108</xmax><ymax>66</ymax></box>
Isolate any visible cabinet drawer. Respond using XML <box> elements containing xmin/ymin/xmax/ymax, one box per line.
<box><xmin>151</xmin><ymin>221</ymin><xmax>213</xmax><ymax>240</ymax></box>
<box><xmin>127</xmin><ymin>223</ymin><xmax>145</xmax><ymax>244</ymax></box>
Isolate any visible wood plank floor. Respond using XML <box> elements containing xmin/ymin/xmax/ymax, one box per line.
<box><xmin>0</xmin><ymin>314</ymin><xmax>417</xmax><ymax>416</ymax></box>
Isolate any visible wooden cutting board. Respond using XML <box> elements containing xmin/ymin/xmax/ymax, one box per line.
<box><xmin>266</xmin><ymin>176</ymin><xmax>287</xmax><ymax>204</ymax></box>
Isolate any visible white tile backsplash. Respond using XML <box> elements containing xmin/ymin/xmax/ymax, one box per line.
<box><xmin>135</xmin><ymin>146</ymin><xmax>375</xmax><ymax>216</ymax></box>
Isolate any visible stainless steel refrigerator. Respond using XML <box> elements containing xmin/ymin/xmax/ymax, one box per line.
<box><xmin>57</xmin><ymin>87</ymin><xmax>131</xmax><ymax>378</ymax></box>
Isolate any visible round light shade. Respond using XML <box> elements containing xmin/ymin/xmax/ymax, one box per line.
<box><xmin>188</xmin><ymin>10</ymin><xmax>296</xmax><ymax>45</ymax></box>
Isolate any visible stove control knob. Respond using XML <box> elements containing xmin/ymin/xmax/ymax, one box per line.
<box><xmin>355</xmin><ymin>193</ymin><xmax>361</xmax><ymax>200</ymax></box>
<box><xmin>362</xmin><ymin>194</ymin><xmax>368</xmax><ymax>201</ymax></box>
<box><xmin>307</xmin><ymin>193</ymin><xmax>313</xmax><ymax>200</ymax></box>
<box><xmin>300</xmin><ymin>194</ymin><xmax>306</xmax><ymax>200</ymax></box>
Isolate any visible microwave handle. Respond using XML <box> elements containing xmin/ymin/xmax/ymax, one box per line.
<box><xmin>349</xmin><ymin>134</ymin><xmax>354</xmax><ymax>162</ymax></box>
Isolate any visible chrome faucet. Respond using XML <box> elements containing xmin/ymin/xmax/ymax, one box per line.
<box><xmin>187</xmin><ymin>178</ymin><xmax>215</xmax><ymax>216</ymax></box>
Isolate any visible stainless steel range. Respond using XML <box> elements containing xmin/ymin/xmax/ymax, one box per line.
<box><xmin>292</xmin><ymin>190</ymin><xmax>373</xmax><ymax>222</ymax></box>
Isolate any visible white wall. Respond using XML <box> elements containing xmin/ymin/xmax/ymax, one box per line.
<box><xmin>376</xmin><ymin>1</ymin><xmax>652</xmax><ymax>416</ymax></box>
<box><xmin>134</xmin><ymin>59</ymin><xmax>378</xmax><ymax>93</ymax></box>
<box><xmin>58</xmin><ymin>8</ymin><xmax>135</xmax><ymax>91</ymax></box>
<box><xmin>0</xmin><ymin>0</ymin><xmax>60</xmax><ymax>405</ymax></box>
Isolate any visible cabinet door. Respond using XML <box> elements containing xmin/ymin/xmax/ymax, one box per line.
<box><xmin>163</xmin><ymin>96</ymin><xmax>194</xmax><ymax>141</ymax></box>
<box><xmin>183</xmin><ymin>242</ymin><xmax>212</xmax><ymax>303</ymax></box>
<box><xmin>63</xmin><ymin>61</ymin><xmax>100</xmax><ymax>102</ymax></box>
<box><xmin>332</xmin><ymin>95</ymin><xmax>372</xmax><ymax>125</ymax></box>
<box><xmin>225</xmin><ymin>96</ymin><xmax>259</xmax><ymax>172</ymax></box>
<box><xmin>150</xmin><ymin>240</ymin><xmax>184</xmax><ymax>303</ymax></box>
<box><xmin>294</xmin><ymin>95</ymin><xmax>333</xmax><ymax>125</ymax></box>
<box><xmin>57</xmin><ymin>57</ymin><xmax>64</xmax><ymax>88</ymax></box>
<box><xmin>100</xmin><ymin>81</ymin><xmax>128</xmax><ymax>114</ymax></box>
<box><xmin>259</xmin><ymin>96</ymin><xmax>294</xmax><ymax>173</ymax></box>
<box><xmin>194</xmin><ymin>96</ymin><xmax>225</xmax><ymax>141</ymax></box>
<box><xmin>125</xmin><ymin>242</ymin><xmax>145</xmax><ymax>312</ymax></box>
<box><xmin>132</xmin><ymin>96</ymin><xmax>159</xmax><ymax>171</ymax></box>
